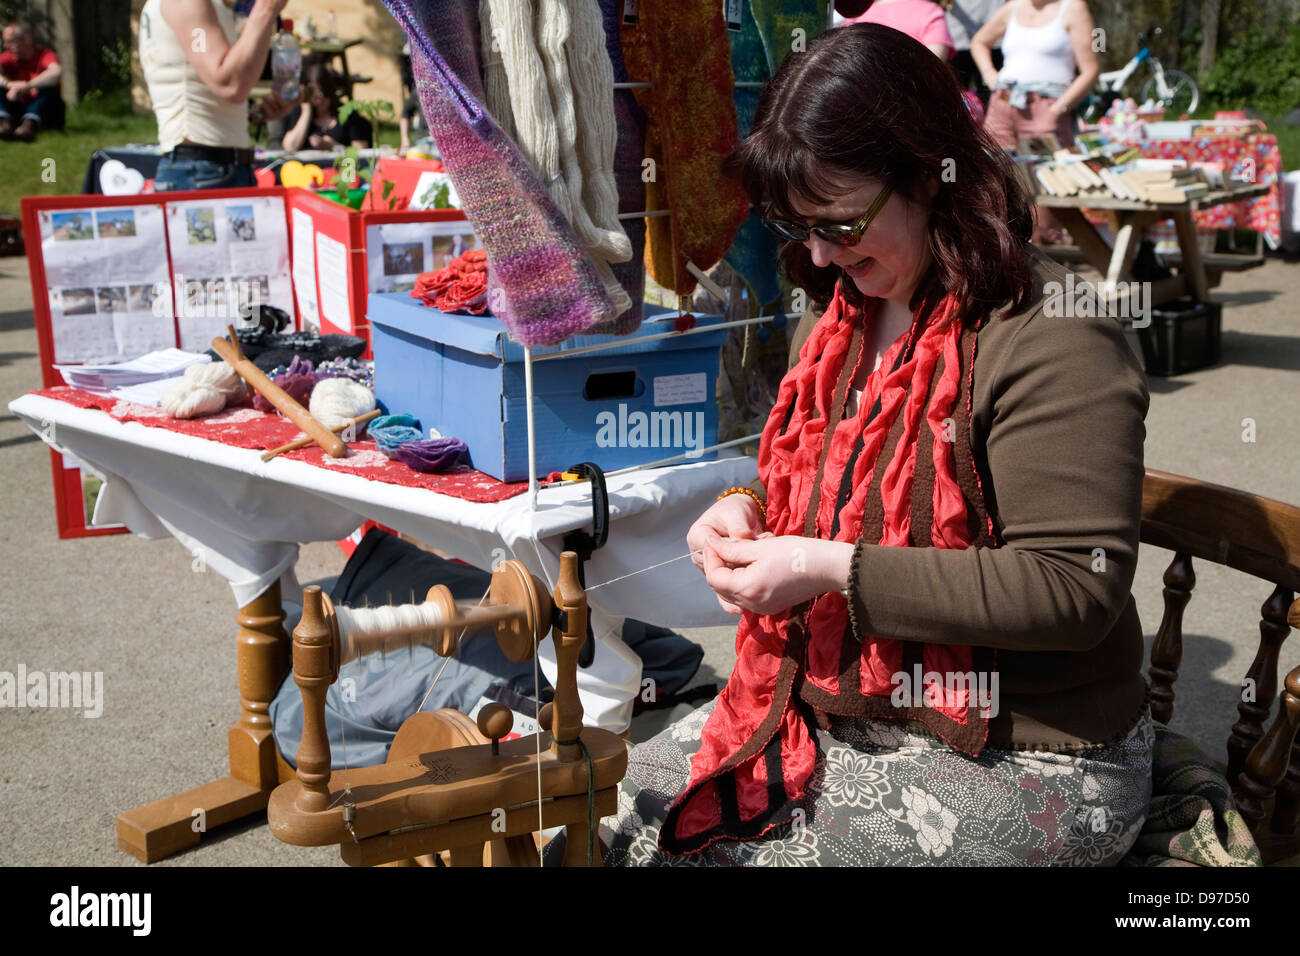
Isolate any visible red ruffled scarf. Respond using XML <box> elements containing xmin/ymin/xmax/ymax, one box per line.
<box><xmin>661</xmin><ymin>286</ymin><xmax>999</xmax><ymax>855</ymax></box>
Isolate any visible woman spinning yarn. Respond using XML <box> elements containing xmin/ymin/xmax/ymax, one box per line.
<box><xmin>583</xmin><ymin>24</ymin><xmax>1153</xmax><ymax>866</ymax></box>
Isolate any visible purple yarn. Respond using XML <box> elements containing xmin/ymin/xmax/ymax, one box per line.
<box><xmin>253</xmin><ymin>372</ymin><xmax>315</xmax><ymax>413</ymax></box>
<box><xmin>389</xmin><ymin>437</ymin><xmax>468</xmax><ymax>473</ymax></box>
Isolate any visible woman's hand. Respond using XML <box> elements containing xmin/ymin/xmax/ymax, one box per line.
<box><xmin>701</xmin><ymin>535</ymin><xmax>854</xmax><ymax>617</ymax></box>
<box><xmin>687</xmin><ymin>494</ymin><xmax>766</xmax><ymax>572</ymax></box>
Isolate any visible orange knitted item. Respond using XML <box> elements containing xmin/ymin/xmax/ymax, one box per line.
<box><xmin>621</xmin><ymin>0</ymin><xmax>750</xmax><ymax>294</ymax></box>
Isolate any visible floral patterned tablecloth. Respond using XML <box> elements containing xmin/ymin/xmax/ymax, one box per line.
<box><xmin>1139</xmin><ymin>134</ymin><xmax>1282</xmax><ymax>247</ymax></box>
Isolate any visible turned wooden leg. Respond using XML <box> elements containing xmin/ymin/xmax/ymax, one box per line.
<box><xmin>229</xmin><ymin>581</ymin><xmax>291</xmax><ymax>789</ymax></box>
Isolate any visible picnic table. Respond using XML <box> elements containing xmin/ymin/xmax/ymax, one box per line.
<box><xmin>1036</xmin><ymin>183</ymin><xmax>1272</xmax><ymax>306</ymax></box>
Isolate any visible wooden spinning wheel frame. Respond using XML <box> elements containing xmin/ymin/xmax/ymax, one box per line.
<box><xmin>267</xmin><ymin>551</ymin><xmax>627</xmax><ymax>866</ymax></box>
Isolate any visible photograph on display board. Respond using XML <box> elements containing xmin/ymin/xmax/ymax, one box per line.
<box><xmin>95</xmin><ymin>209</ymin><xmax>137</xmax><ymax>238</ymax></box>
<box><xmin>51</xmin><ymin>211</ymin><xmax>94</xmax><ymax>241</ymax></box>
<box><xmin>96</xmin><ymin>287</ymin><xmax>128</xmax><ymax>313</ymax></box>
<box><xmin>186</xmin><ymin>208</ymin><xmax>217</xmax><ymax>245</ymax></box>
<box><xmin>227</xmin><ymin>205</ymin><xmax>257</xmax><ymax>242</ymax></box>
<box><xmin>382</xmin><ymin>241</ymin><xmax>424</xmax><ymax>276</ymax></box>
<box><xmin>59</xmin><ymin>287</ymin><xmax>98</xmax><ymax>316</ymax></box>
<box><xmin>366</xmin><ymin>219</ymin><xmax>478</xmax><ymax>295</ymax></box>
<box><xmin>127</xmin><ymin>284</ymin><xmax>156</xmax><ymax>312</ymax></box>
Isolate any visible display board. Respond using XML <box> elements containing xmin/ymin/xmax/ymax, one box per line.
<box><xmin>22</xmin><ymin>185</ymin><xmax>470</xmax><ymax>538</ymax></box>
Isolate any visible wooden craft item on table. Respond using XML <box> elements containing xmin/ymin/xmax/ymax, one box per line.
<box><xmin>267</xmin><ymin>552</ymin><xmax>627</xmax><ymax>866</ymax></box>
<box><xmin>261</xmin><ymin>408</ymin><xmax>383</xmax><ymax>461</ymax></box>
<box><xmin>210</xmin><ymin>325</ymin><xmax>347</xmax><ymax>459</ymax></box>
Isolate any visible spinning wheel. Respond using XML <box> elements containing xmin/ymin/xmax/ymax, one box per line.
<box><xmin>267</xmin><ymin>552</ymin><xmax>628</xmax><ymax>866</ymax></box>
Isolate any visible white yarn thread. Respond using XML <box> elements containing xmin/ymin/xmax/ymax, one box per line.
<box><xmin>563</xmin><ymin>0</ymin><xmax>632</xmax><ymax>263</ymax></box>
<box><xmin>309</xmin><ymin>377</ymin><xmax>376</xmax><ymax>431</ymax></box>
<box><xmin>161</xmin><ymin>361</ymin><xmax>245</xmax><ymax>418</ymax></box>
<box><xmin>479</xmin><ymin>0</ymin><xmax>518</xmax><ymax>141</ymax></box>
<box><xmin>335</xmin><ymin>600</ymin><xmax>449</xmax><ymax>658</ymax></box>
<box><xmin>537</xmin><ymin>0</ymin><xmax>629</xmax><ymax>262</ymax></box>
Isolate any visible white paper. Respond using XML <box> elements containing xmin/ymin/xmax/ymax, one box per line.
<box><xmin>37</xmin><ymin>205</ymin><xmax>173</xmax><ymax>364</ymax></box>
<box><xmin>55</xmin><ymin>348</ymin><xmax>209</xmax><ymax>387</ymax></box>
<box><xmin>165</xmin><ymin>195</ymin><xmax>294</xmax><ymax>349</ymax></box>
<box><xmin>365</xmin><ymin>220</ymin><xmax>478</xmax><ymax>295</ymax></box>
<box><xmin>290</xmin><ymin>207</ymin><xmax>320</xmax><ymax>330</ymax></box>
<box><xmin>314</xmin><ymin>232</ymin><xmax>351</xmax><ymax>331</ymax></box>
<box><xmin>654</xmin><ymin>372</ymin><xmax>707</xmax><ymax>407</ymax></box>
<box><xmin>407</xmin><ymin>170</ymin><xmax>461</xmax><ymax>211</ymax></box>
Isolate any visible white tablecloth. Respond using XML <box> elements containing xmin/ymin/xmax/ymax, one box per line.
<box><xmin>11</xmin><ymin>393</ymin><xmax>756</xmax><ymax>730</ymax></box>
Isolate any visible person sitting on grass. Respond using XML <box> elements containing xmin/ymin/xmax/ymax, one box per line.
<box><xmin>0</xmin><ymin>22</ymin><xmax>64</xmax><ymax>142</ymax></box>
<box><xmin>281</xmin><ymin>63</ymin><xmax>372</xmax><ymax>152</ymax></box>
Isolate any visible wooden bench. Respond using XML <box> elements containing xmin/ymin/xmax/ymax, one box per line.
<box><xmin>1141</xmin><ymin>468</ymin><xmax>1300</xmax><ymax>865</ymax></box>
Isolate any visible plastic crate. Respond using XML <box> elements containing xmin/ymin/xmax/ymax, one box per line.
<box><xmin>1135</xmin><ymin>298</ymin><xmax>1222</xmax><ymax>376</ymax></box>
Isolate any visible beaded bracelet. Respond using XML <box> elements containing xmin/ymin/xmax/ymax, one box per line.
<box><xmin>716</xmin><ymin>485</ymin><xmax>767</xmax><ymax>521</ymax></box>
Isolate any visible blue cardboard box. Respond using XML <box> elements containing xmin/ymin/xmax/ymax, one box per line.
<box><xmin>368</xmin><ymin>294</ymin><xmax>726</xmax><ymax>482</ymax></box>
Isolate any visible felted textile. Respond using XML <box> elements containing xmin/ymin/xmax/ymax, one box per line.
<box><xmin>385</xmin><ymin>0</ymin><xmax>616</xmax><ymax>346</ymax></box>
<box><xmin>660</xmin><ymin>287</ymin><xmax>1000</xmax><ymax>855</ymax></box>
<box><xmin>587</xmin><ymin>0</ymin><xmax>648</xmax><ymax>334</ymax></box>
<box><xmin>1118</xmin><ymin>724</ymin><xmax>1263</xmax><ymax>867</ymax></box>
<box><xmin>34</xmin><ymin>387</ymin><xmax>541</xmax><ymax>504</ymax></box>
<box><xmin>722</xmin><ymin>0</ymin><xmax>828</xmax><ymax>307</ymax></box>
<box><xmin>621</xmin><ymin>0</ymin><xmax>749</xmax><ymax>294</ymax></box>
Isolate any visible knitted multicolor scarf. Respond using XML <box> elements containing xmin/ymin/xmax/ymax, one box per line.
<box><xmin>386</xmin><ymin>0</ymin><xmax>616</xmax><ymax>346</ymax></box>
<box><xmin>621</xmin><ymin>0</ymin><xmax>749</xmax><ymax>295</ymax></box>
<box><xmin>661</xmin><ymin>287</ymin><xmax>999</xmax><ymax>855</ymax></box>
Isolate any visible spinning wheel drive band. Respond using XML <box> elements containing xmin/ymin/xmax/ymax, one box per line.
<box><xmin>489</xmin><ymin>559</ymin><xmax>552</xmax><ymax>662</ymax></box>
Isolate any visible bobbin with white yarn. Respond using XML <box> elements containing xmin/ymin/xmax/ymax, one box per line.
<box><xmin>309</xmin><ymin>377</ymin><xmax>376</xmax><ymax>431</ymax></box>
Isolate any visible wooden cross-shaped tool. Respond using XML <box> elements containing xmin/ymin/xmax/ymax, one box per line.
<box><xmin>210</xmin><ymin>325</ymin><xmax>347</xmax><ymax>458</ymax></box>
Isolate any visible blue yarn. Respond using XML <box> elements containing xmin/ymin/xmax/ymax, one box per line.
<box><xmin>368</xmin><ymin>414</ymin><xmax>424</xmax><ymax>453</ymax></box>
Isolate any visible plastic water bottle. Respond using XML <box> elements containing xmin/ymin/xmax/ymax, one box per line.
<box><xmin>270</xmin><ymin>20</ymin><xmax>302</xmax><ymax>101</ymax></box>
<box><xmin>327</xmin><ymin>10</ymin><xmax>339</xmax><ymax>43</ymax></box>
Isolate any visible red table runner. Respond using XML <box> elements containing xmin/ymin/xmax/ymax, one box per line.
<box><xmin>33</xmin><ymin>387</ymin><xmax>542</xmax><ymax>504</ymax></box>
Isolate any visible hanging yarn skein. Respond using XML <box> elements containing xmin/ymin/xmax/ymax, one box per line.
<box><xmin>477</xmin><ymin>0</ymin><xmax>632</xmax><ymax>318</ymax></box>
<box><xmin>161</xmin><ymin>361</ymin><xmax>247</xmax><ymax>419</ymax></box>
<box><xmin>385</xmin><ymin>0</ymin><xmax>616</xmax><ymax>346</ymax></box>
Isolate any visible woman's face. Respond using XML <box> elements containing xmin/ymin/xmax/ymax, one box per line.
<box><xmin>785</xmin><ymin>174</ymin><xmax>934</xmax><ymax>306</ymax></box>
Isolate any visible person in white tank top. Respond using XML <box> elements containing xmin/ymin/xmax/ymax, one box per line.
<box><xmin>970</xmin><ymin>0</ymin><xmax>1099</xmax><ymax>243</ymax></box>
<box><xmin>139</xmin><ymin>0</ymin><xmax>292</xmax><ymax>190</ymax></box>
<box><xmin>971</xmin><ymin>0</ymin><xmax>1098</xmax><ymax>130</ymax></box>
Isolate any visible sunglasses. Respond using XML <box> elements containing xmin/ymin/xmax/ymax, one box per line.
<box><xmin>761</xmin><ymin>185</ymin><xmax>893</xmax><ymax>246</ymax></box>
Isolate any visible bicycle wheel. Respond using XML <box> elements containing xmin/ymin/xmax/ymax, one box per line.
<box><xmin>1141</xmin><ymin>69</ymin><xmax>1199</xmax><ymax>117</ymax></box>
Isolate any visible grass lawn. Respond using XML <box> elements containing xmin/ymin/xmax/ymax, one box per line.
<box><xmin>0</xmin><ymin>90</ymin><xmax>403</xmax><ymax>219</ymax></box>
<box><xmin>0</xmin><ymin>91</ymin><xmax>158</xmax><ymax>218</ymax></box>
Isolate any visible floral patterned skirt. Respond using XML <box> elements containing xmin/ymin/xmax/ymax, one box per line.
<box><xmin>587</xmin><ymin>699</ymin><xmax>1154</xmax><ymax>866</ymax></box>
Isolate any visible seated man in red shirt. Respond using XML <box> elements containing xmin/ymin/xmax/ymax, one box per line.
<box><xmin>0</xmin><ymin>22</ymin><xmax>64</xmax><ymax>141</ymax></box>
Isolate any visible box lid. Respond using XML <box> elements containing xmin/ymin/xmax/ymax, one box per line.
<box><xmin>368</xmin><ymin>293</ymin><xmax>729</xmax><ymax>360</ymax></box>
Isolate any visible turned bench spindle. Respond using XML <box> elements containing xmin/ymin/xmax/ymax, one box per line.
<box><xmin>1148</xmin><ymin>551</ymin><xmax>1194</xmax><ymax>724</ymax></box>
<box><xmin>1227</xmin><ymin>585</ymin><xmax>1294</xmax><ymax>784</ymax></box>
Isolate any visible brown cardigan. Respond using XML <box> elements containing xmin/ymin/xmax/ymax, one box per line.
<box><xmin>785</xmin><ymin>246</ymin><xmax>1150</xmax><ymax>752</ymax></box>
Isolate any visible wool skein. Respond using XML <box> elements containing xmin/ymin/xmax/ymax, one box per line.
<box><xmin>309</xmin><ymin>377</ymin><xmax>377</xmax><ymax>431</ymax></box>
<box><xmin>161</xmin><ymin>361</ymin><xmax>247</xmax><ymax>419</ymax></box>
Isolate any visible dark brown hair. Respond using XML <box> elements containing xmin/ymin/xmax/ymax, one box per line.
<box><xmin>728</xmin><ymin>23</ymin><xmax>1035</xmax><ymax>325</ymax></box>
<box><xmin>303</xmin><ymin>62</ymin><xmax>342</xmax><ymax>115</ymax></box>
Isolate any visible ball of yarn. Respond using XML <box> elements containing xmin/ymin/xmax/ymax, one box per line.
<box><xmin>368</xmin><ymin>414</ymin><xmax>424</xmax><ymax>453</ymax></box>
<box><xmin>184</xmin><ymin>361</ymin><xmax>247</xmax><ymax>403</ymax></box>
<box><xmin>309</xmin><ymin>377</ymin><xmax>376</xmax><ymax>430</ymax></box>
<box><xmin>161</xmin><ymin>361</ymin><xmax>245</xmax><ymax>419</ymax></box>
<box><xmin>162</xmin><ymin>382</ymin><xmax>227</xmax><ymax>419</ymax></box>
